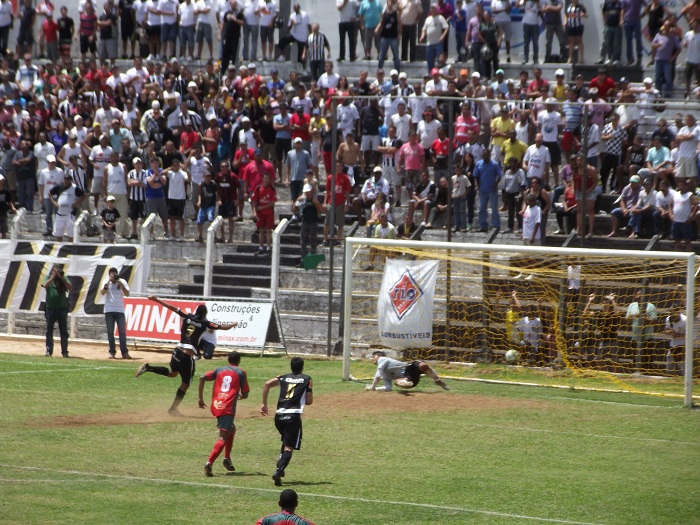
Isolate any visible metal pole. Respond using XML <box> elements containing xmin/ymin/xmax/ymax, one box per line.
<box><xmin>445</xmin><ymin>102</ymin><xmax>454</xmax><ymax>362</ymax></box>
<box><xmin>580</xmin><ymin>104</ymin><xmax>589</xmax><ymax>247</ymax></box>
<box><xmin>203</xmin><ymin>216</ymin><xmax>223</xmax><ymax>298</ymax></box>
<box><xmin>341</xmin><ymin>238</ymin><xmax>354</xmax><ymax>380</ymax></box>
<box><xmin>326</xmin><ymin>97</ymin><xmax>339</xmax><ymax>357</ymax></box>
<box><xmin>684</xmin><ymin>254</ymin><xmax>695</xmax><ymax>408</ymax></box>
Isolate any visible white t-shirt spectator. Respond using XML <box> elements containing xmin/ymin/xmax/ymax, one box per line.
<box><xmin>522</xmin><ymin>203</ymin><xmax>541</xmax><ymax>240</ymax></box>
<box><xmin>106</xmin><ymin>73</ymin><xmax>128</xmax><ymax>92</ymax></box>
<box><xmin>289</xmin><ymin>10</ymin><xmax>310</xmax><ymax>42</ymax></box>
<box><xmin>423</xmin><ymin>14</ymin><xmax>448</xmax><ymax>45</ymax></box>
<box><xmin>167</xmin><ymin>169</ymin><xmax>189</xmax><ymax>199</ymax></box>
<box><xmin>105</xmin><ymin>163</ymin><xmax>128</xmax><ymax>195</ymax></box>
<box><xmin>39</xmin><ymin>167</ymin><xmax>65</xmax><ymax>199</ymax></box>
<box><xmin>337</xmin><ymin>0</ymin><xmax>359</xmax><ymax>23</ymax></box>
<box><xmin>189</xmin><ymin>156</ymin><xmax>211</xmax><ymax>185</ymax></box>
<box><xmin>126</xmin><ymin>66</ymin><xmax>149</xmax><ymax>94</ymax></box>
<box><xmin>684</xmin><ymin>29</ymin><xmax>700</xmax><ymax>64</ymax></box>
<box><xmin>103</xmin><ymin>277</ymin><xmax>130</xmax><ymax>314</ymax></box>
<box><xmin>418</xmin><ymin>119</ymin><xmax>441</xmax><ymax>149</ymax></box>
<box><xmin>195</xmin><ymin>0</ymin><xmax>214</xmax><ymax>24</ymax></box>
<box><xmin>408</xmin><ymin>92</ymin><xmax>432</xmax><ymax>124</ymax></box>
<box><xmin>521</xmin><ymin>0</ymin><xmax>541</xmax><ymax>25</ymax></box>
<box><xmin>34</xmin><ymin>142</ymin><xmax>56</xmax><ymax>173</ymax></box>
<box><xmin>671</xmin><ymin>189</ymin><xmax>694</xmax><ymax>223</ymax></box>
<box><xmin>523</xmin><ymin>144</ymin><xmax>551</xmax><ymax>180</ymax></box>
<box><xmin>259</xmin><ymin>0</ymin><xmax>277</xmax><ymax>26</ymax></box>
<box><xmin>666</xmin><ymin>313</ymin><xmax>687</xmax><ymax>349</ymax></box>
<box><xmin>157</xmin><ymin>0</ymin><xmax>178</xmax><ymax>24</ymax></box>
<box><xmin>390</xmin><ymin>112</ymin><xmax>412</xmax><ymax>142</ymax></box>
<box><xmin>337</xmin><ymin>103</ymin><xmax>360</xmax><ymax>136</ymax></box>
<box><xmin>243</xmin><ymin>0</ymin><xmax>262</xmax><ymax>25</ymax></box>
<box><xmin>179</xmin><ymin>0</ymin><xmax>196</xmax><ymax>26</ymax></box>
<box><xmin>317</xmin><ymin>72</ymin><xmax>341</xmax><ymax>89</ymax></box>
<box><xmin>678</xmin><ymin>125</ymin><xmax>700</xmax><ymax>159</ymax></box>
<box><xmin>537</xmin><ymin>110</ymin><xmax>562</xmax><ymax>143</ymax></box>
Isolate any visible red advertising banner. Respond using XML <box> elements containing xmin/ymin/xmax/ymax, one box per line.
<box><xmin>123</xmin><ymin>298</ymin><xmax>201</xmax><ymax>343</ymax></box>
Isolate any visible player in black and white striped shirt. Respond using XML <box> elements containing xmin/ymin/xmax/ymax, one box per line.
<box><xmin>127</xmin><ymin>157</ymin><xmax>148</xmax><ymax>240</ymax></box>
<box><xmin>377</xmin><ymin>125</ymin><xmax>404</xmax><ymax>207</ymax></box>
<box><xmin>65</xmin><ymin>154</ymin><xmax>90</xmax><ymax>213</ymax></box>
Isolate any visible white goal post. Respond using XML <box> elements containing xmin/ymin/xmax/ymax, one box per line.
<box><xmin>341</xmin><ymin>237</ymin><xmax>697</xmax><ymax>408</ymax></box>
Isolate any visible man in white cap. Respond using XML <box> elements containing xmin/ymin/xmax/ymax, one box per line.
<box><xmin>39</xmin><ymin>155</ymin><xmax>65</xmax><ymax>236</ymax></box>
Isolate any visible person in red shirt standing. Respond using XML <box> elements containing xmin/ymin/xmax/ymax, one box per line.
<box><xmin>290</xmin><ymin>105</ymin><xmax>311</xmax><ymax>153</ymax></box>
<box><xmin>198</xmin><ymin>351</ymin><xmax>250</xmax><ymax>478</ymax></box>
<box><xmin>242</xmin><ymin>148</ymin><xmax>275</xmax><ymax>209</ymax></box>
<box><xmin>431</xmin><ymin>126</ymin><xmax>451</xmax><ymax>182</ymax></box>
<box><xmin>215</xmin><ymin>160</ymin><xmax>239</xmax><ymax>243</ymax></box>
<box><xmin>323</xmin><ymin>168</ymin><xmax>352</xmax><ymax>246</ymax></box>
<box><xmin>233</xmin><ymin>142</ymin><xmax>256</xmax><ymax>218</ymax></box>
<box><xmin>42</xmin><ymin>12</ymin><xmax>59</xmax><ymax>62</ymax></box>
<box><xmin>588</xmin><ymin>68</ymin><xmax>617</xmax><ymax>100</ymax></box>
<box><xmin>251</xmin><ymin>172</ymin><xmax>277</xmax><ymax>256</ymax></box>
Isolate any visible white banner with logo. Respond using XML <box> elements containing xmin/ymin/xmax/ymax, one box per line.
<box><xmin>123</xmin><ymin>298</ymin><xmax>273</xmax><ymax>349</ymax></box>
<box><xmin>0</xmin><ymin>240</ymin><xmax>150</xmax><ymax>314</ymax></box>
<box><xmin>377</xmin><ymin>259</ymin><xmax>439</xmax><ymax>349</ymax></box>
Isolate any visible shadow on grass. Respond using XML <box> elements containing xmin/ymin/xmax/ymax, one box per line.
<box><xmin>223</xmin><ymin>472</ymin><xmax>270</xmax><ymax>477</ymax></box>
<box><xmin>282</xmin><ymin>480</ymin><xmax>334</xmax><ymax>486</ymax></box>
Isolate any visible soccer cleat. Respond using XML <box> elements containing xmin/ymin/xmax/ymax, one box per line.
<box><xmin>435</xmin><ymin>379</ymin><xmax>450</xmax><ymax>391</ymax></box>
<box><xmin>272</xmin><ymin>470</ymin><xmax>282</xmax><ymax>486</ymax></box>
<box><xmin>204</xmin><ymin>462</ymin><xmax>213</xmax><ymax>477</ymax></box>
<box><xmin>222</xmin><ymin>458</ymin><xmax>236</xmax><ymax>472</ymax></box>
<box><xmin>134</xmin><ymin>363</ymin><xmax>150</xmax><ymax>377</ymax></box>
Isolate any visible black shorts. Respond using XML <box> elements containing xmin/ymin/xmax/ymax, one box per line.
<box><xmin>170</xmin><ymin>348</ymin><xmax>195</xmax><ymax>386</ymax></box>
<box><xmin>274</xmin><ymin>413</ymin><xmax>303</xmax><ymax>450</ymax></box>
<box><xmin>404</xmin><ymin>361</ymin><xmax>423</xmax><ymax>386</ymax></box>
<box><xmin>0</xmin><ymin>216</ymin><xmax>7</xmax><ymax>235</ymax></box>
<box><xmin>147</xmin><ymin>24</ymin><xmax>161</xmax><ymax>38</ymax></box>
<box><xmin>128</xmin><ymin>199</ymin><xmax>146</xmax><ymax>220</ymax></box>
<box><xmin>80</xmin><ymin>34</ymin><xmax>97</xmax><ymax>54</ymax></box>
<box><xmin>167</xmin><ymin>198</ymin><xmax>186</xmax><ymax>219</ymax></box>
<box><xmin>544</xmin><ymin>141</ymin><xmax>562</xmax><ymax>166</ymax></box>
<box><xmin>121</xmin><ymin>20</ymin><xmax>135</xmax><ymax>39</ymax></box>
<box><xmin>17</xmin><ymin>28</ymin><xmax>33</xmax><ymax>46</ymax></box>
<box><xmin>275</xmin><ymin>138</ymin><xmax>292</xmax><ymax>162</ymax></box>
<box><xmin>566</xmin><ymin>26</ymin><xmax>584</xmax><ymax>38</ymax></box>
<box><xmin>218</xmin><ymin>201</ymin><xmax>237</xmax><ymax>218</ymax></box>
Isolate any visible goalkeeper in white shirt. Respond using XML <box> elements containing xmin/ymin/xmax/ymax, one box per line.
<box><xmin>366</xmin><ymin>350</ymin><xmax>450</xmax><ymax>391</ymax></box>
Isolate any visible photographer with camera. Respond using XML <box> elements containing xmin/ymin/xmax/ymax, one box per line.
<box><xmin>101</xmin><ymin>267</ymin><xmax>131</xmax><ymax>359</ymax></box>
<box><xmin>42</xmin><ymin>264</ymin><xmax>73</xmax><ymax>358</ymax></box>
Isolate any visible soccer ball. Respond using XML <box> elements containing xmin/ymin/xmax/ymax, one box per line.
<box><xmin>505</xmin><ymin>349</ymin><xmax>519</xmax><ymax>363</ymax></box>
<box><xmin>480</xmin><ymin>46</ymin><xmax>493</xmax><ymax>61</ymax></box>
<box><xmin>394</xmin><ymin>378</ymin><xmax>414</xmax><ymax>389</ymax></box>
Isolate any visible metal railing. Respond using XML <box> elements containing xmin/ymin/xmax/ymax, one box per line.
<box><xmin>203</xmin><ymin>216</ymin><xmax>224</xmax><ymax>297</ymax></box>
<box><xmin>73</xmin><ymin>210</ymin><xmax>90</xmax><ymax>244</ymax></box>
<box><xmin>271</xmin><ymin>218</ymin><xmax>290</xmax><ymax>302</ymax></box>
<box><xmin>11</xmin><ymin>208</ymin><xmax>26</xmax><ymax>240</ymax></box>
<box><xmin>140</xmin><ymin>213</ymin><xmax>157</xmax><ymax>248</ymax></box>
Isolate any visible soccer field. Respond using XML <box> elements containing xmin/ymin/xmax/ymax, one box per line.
<box><xmin>1</xmin><ymin>352</ymin><xmax>699</xmax><ymax>525</ymax></box>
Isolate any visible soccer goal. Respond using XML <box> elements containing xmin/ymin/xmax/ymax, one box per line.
<box><xmin>341</xmin><ymin>238</ymin><xmax>699</xmax><ymax>407</ymax></box>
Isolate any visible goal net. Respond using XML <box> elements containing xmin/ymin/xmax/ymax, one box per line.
<box><xmin>341</xmin><ymin>238</ymin><xmax>699</xmax><ymax>406</ymax></box>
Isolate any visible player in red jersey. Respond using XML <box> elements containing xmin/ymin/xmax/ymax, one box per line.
<box><xmin>256</xmin><ymin>489</ymin><xmax>316</xmax><ymax>525</ymax></box>
<box><xmin>261</xmin><ymin>357</ymin><xmax>313</xmax><ymax>486</ymax></box>
<box><xmin>251</xmin><ymin>172</ymin><xmax>277</xmax><ymax>256</ymax></box>
<box><xmin>198</xmin><ymin>351</ymin><xmax>250</xmax><ymax>477</ymax></box>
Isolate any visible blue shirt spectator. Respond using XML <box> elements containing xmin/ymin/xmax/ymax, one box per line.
<box><xmin>474</xmin><ymin>155</ymin><xmax>502</xmax><ymax>193</ymax></box>
<box><xmin>359</xmin><ymin>0</ymin><xmax>383</xmax><ymax>29</ymax></box>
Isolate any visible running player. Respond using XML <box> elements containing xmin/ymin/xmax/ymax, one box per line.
<box><xmin>260</xmin><ymin>357</ymin><xmax>313</xmax><ymax>486</ymax></box>
<box><xmin>365</xmin><ymin>350</ymin><xmax>450</xmax><ymax>391</ymax></box>
<box><xmin>135</xmin><ymin>296</ymin><xmax>237</xmax><ymax>416</ymax></box>
<box><xmin>198</xmin><ymin>351</ymin><xmax>249</xmax><ymax>477</ymax></box>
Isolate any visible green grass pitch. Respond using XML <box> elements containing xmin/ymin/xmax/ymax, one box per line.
<box><xmin>1</xmin><ymin>353</ymin><xmax>699</xmax><ymax>525</ymax></box>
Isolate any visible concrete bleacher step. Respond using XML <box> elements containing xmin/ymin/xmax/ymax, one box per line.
<box><xmin>194</xmin><ymin>273</ymin><xmax>271</xmax><ymax>288</ymax></box>
<box><xmin>178</xmin><ymin>283</ymin><xmax>253</xmax><ymax>298</ymax></box>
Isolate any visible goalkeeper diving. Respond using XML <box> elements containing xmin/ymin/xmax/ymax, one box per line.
<box><xmin>366</xmin><ymin>351</ymin><xmax>450</xmax><ymax>391</ymax></box>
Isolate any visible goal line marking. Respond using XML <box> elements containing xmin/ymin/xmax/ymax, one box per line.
<box><xmin>0</xmin><ymin>464</ymin><xmax>608</xmax><ymax>525</ymax></box>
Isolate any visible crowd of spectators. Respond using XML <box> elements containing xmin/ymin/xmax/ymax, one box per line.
<box><xmin>0</xmin><ymin>0</ymin><xmax>698</xmax><ymax>253</ymax></box>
